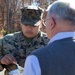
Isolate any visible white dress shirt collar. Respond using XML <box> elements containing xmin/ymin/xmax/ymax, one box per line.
<box><xmin>48</xmin><ymin>32</ymin><xmax>75</xmax><ymax>44</ymax></box>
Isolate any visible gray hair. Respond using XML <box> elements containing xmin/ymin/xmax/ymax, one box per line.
<box><xmin>47</xmin><ymin>1</ymin><xmax>75</xmax><ymax>25</ymax></box>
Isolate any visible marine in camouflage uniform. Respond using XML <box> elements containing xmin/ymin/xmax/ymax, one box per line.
<box><xmin>0</xmin><ymin>6</ymin><xmax>49</xmax><ymax>75</ymax></box>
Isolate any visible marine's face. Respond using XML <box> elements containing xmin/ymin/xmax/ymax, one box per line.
<box><xmin>21</xmin><ymin>24</ymin><xmax>40</xmax><ymax>38</ymax></box>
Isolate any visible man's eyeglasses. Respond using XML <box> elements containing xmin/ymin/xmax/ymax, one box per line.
<box><xmin>43</xmin><ymin>18</ymin><xmax>50</xmax><ymax>26</ymax></box>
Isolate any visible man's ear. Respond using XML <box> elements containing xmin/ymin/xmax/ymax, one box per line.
<box><xmin>50</xmin><ymin>17</ymin><xmax>56</xmax><ymax>30</ymax></box>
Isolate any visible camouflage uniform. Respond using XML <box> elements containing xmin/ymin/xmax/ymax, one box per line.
<box><xmin>0</xmin><ymin>31</ymin><xmax>49</xmax><ymax>75</ymax></box>
<box><xmin>0</xmin><ymin>6</ymin><xmax>49</xmax><ymax>75</ymax></box>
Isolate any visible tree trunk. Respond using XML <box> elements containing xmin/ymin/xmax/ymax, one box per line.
<box><xmin>6</xmin><ymin>0</ymin><xmax>9</xmax><ymax>33</ymax></box>
<box><xmin>2</xmin><ymin>8</ymin><xmax>4</xmax><ymax>26</ymax></box>
<box><xmin>22</xmin><ymin>0</ymin><xmax>24</xmax><ymax>7</ymax></box>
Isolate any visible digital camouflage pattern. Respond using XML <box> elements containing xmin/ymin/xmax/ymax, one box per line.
<box><xmin>21</xmin><ymin>6</ymin><xmax>44</xmax><ymax>26</ymax></box>
<box><xmin>0</xmin><ymin>31</ymin><xmax>49</xmax><ymax>75</ymax></box>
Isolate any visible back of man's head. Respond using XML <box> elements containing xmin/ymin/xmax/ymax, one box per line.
<box><xmin>45</xmin><ymin>1</ymin><xmax>75</xmax><ymax>39</ymax></box>
<box><xmin>47</xmin><ymin>1</ymin><xmax>75</xmax><ymax>25</ymax></box>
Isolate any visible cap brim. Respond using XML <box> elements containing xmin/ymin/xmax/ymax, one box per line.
<box><xmin>21</xmin><ymin>20</ymin><xmax>41</xmax><ymax>26</ymax></box>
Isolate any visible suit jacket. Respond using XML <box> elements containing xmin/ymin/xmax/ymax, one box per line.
<box><xmin>31</xmin><ymin>37</ymin><xmax>75</xmax><ymax>75</ymax></box>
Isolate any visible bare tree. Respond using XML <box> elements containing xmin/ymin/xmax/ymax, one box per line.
<box><xmin>6</xmin><ymin>0</ymin><xmax>10</xmax><ymax>33</ymax></box>
<box><xmin>0</xmin><ymin>0</ymin><xmax>6</xmax><ymax>26</ymax></box>
<box><xmin>22</xmin><ymin>0</ymin><xmax>24</xmax><ymax>7</ymax></box>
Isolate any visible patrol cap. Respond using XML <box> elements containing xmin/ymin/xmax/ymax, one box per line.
<box><xmin>21</xmin><ymin>6</ymin><xmax>44</xmax><ymax>26</ymax></box>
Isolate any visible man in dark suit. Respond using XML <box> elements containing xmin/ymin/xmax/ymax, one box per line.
<box><xmin>23</xmin><ymin>1</ymin><xmax>75</xmax><ymax>75</ymax></box>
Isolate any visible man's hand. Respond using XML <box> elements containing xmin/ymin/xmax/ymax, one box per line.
<box><xmin>0</xmin><ymin>54</ymin><xmax>17</xmax><ymax>65</ymax></box>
